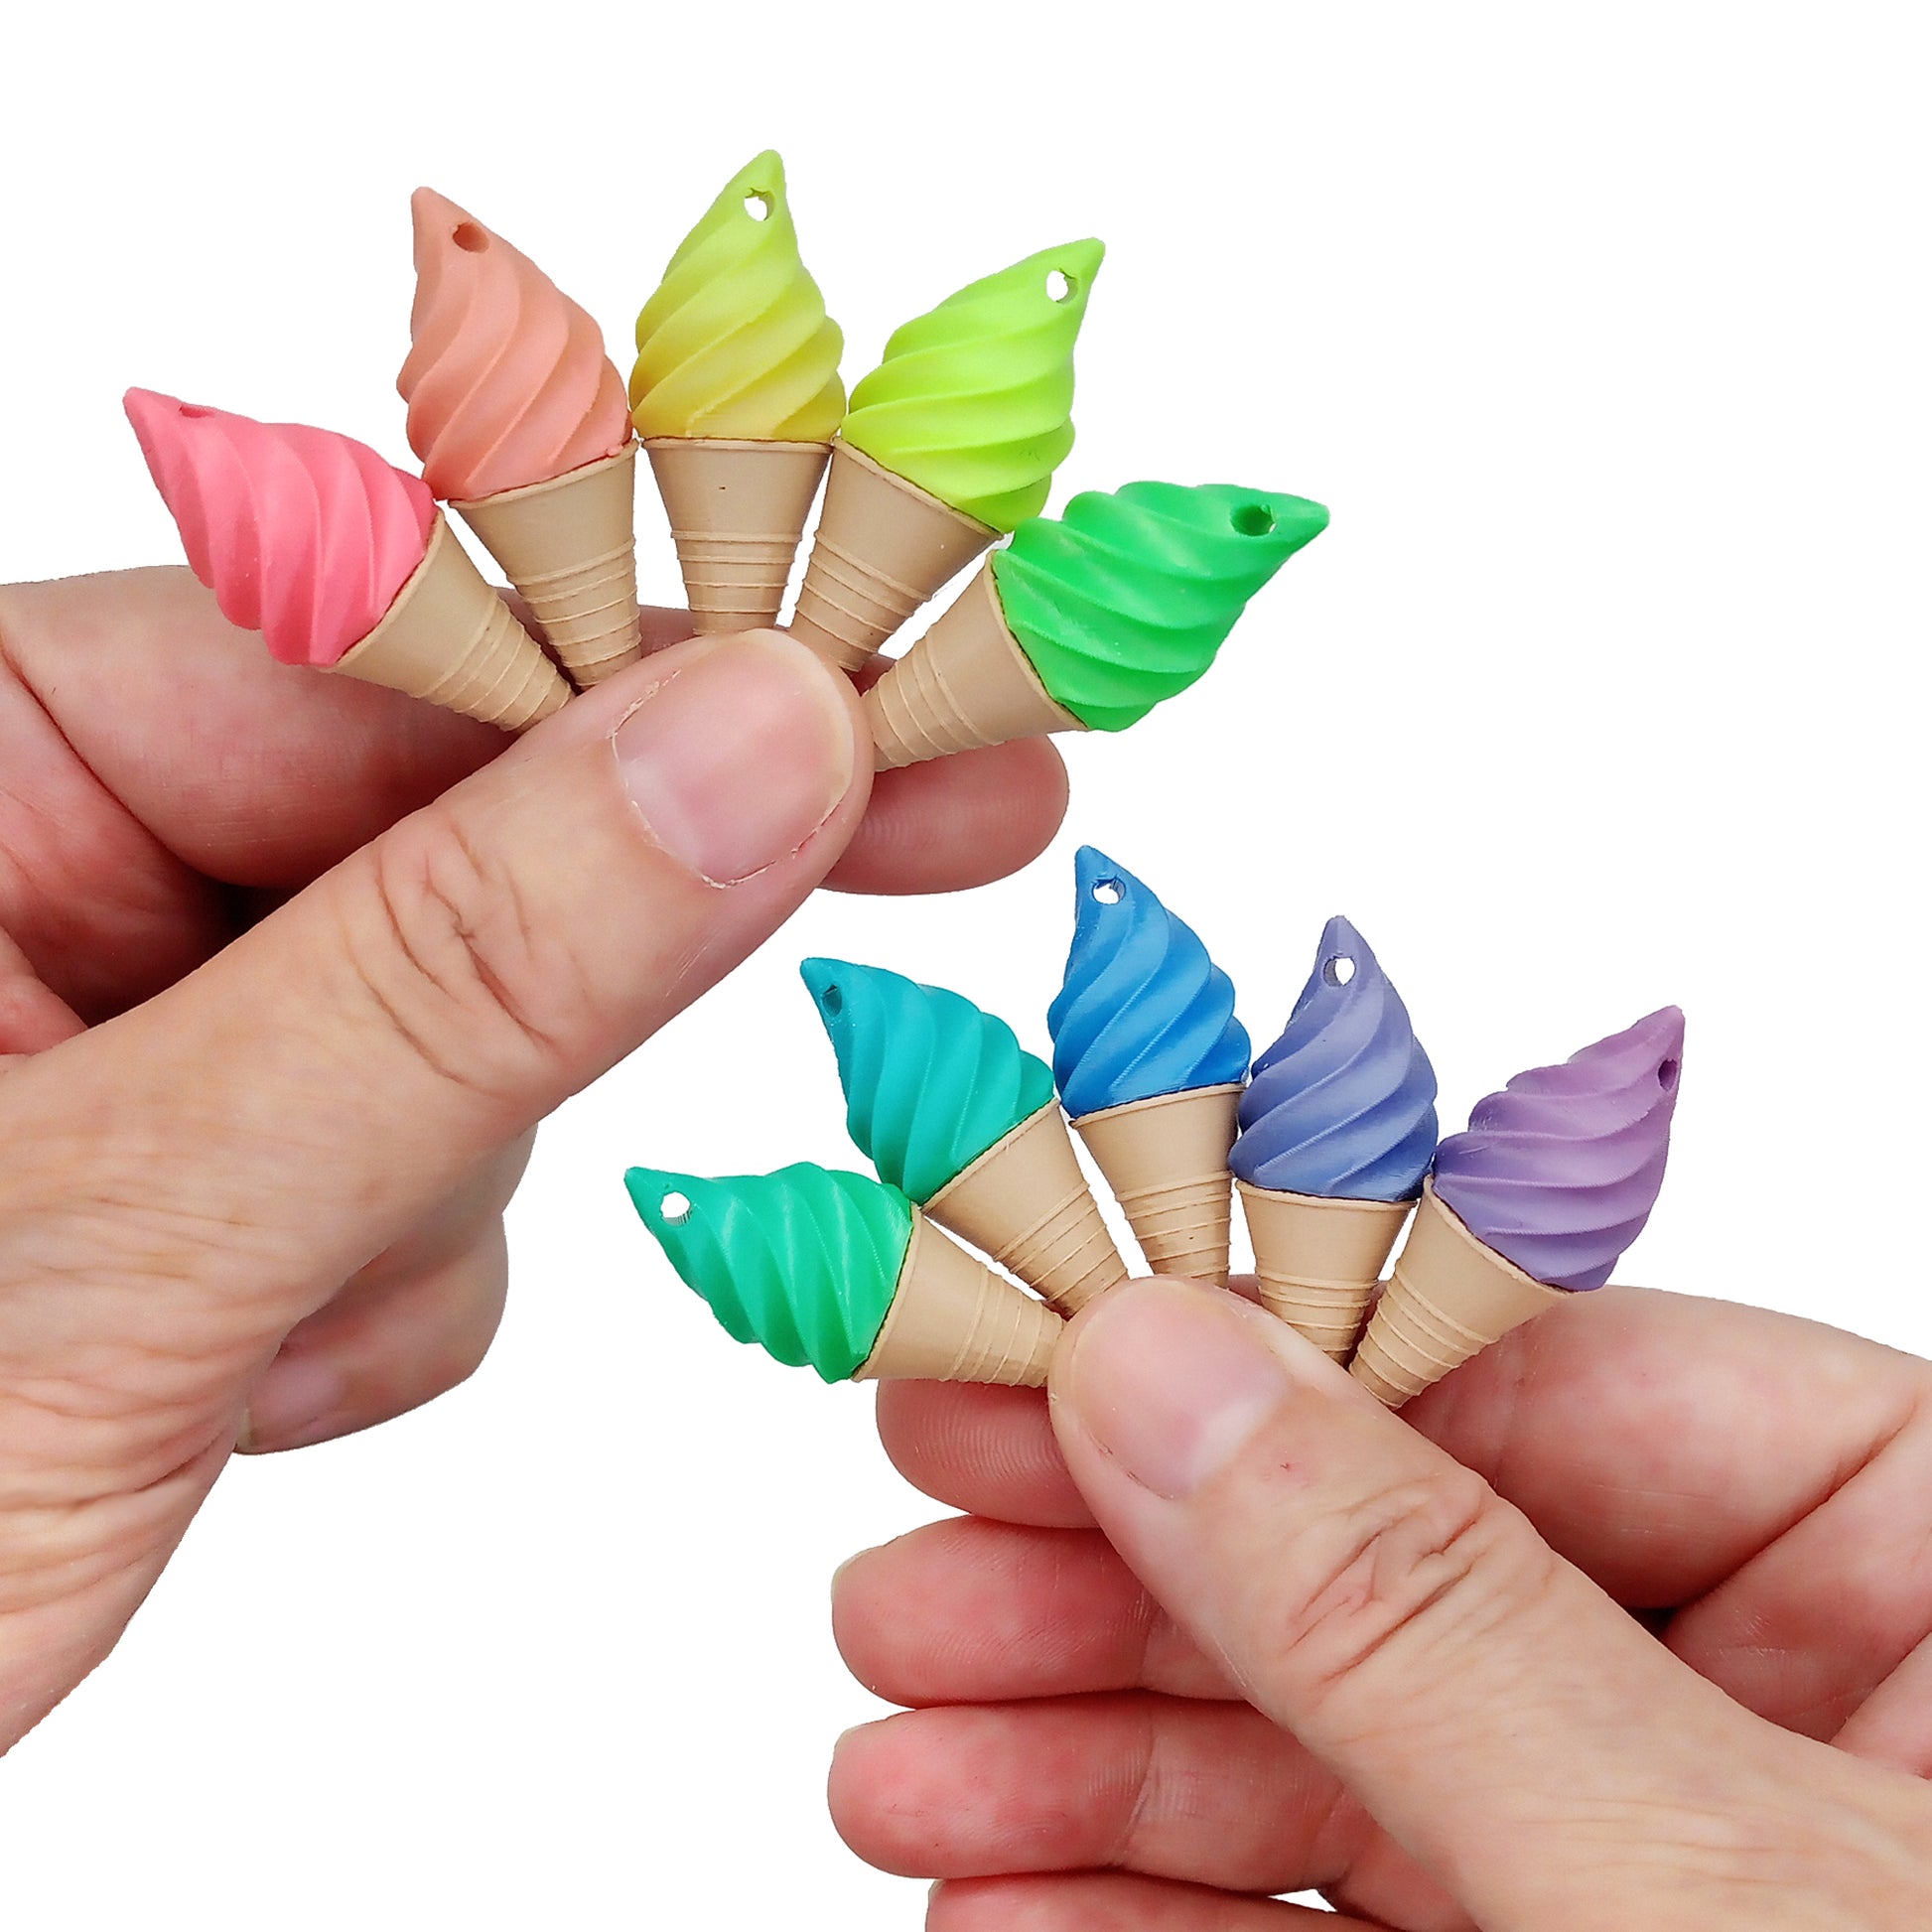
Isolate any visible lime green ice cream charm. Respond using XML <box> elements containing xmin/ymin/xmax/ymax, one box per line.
<box><xmin>801</xmin><ymin>959</ymin><xmax>1128</xmax><ymax>1314</ymax></box>
<box><xmin>626</xmin><ymin>1163</ymin><xmax>1063</xmax><ymax>1386</ymax></box>
<box><xmin>630</xmin><ymin>151</ymin><xmax>847</xmax><ymax>631</ymax></box>
<box><xmin>789</xmin><ymin>238</ymin><xmax>1106</xmax><ymax>675</ymax></box>
<box><xmin>862</xmin><ymin>481</ymin><xmax>1329</xmax><ymax>769</ymax></box>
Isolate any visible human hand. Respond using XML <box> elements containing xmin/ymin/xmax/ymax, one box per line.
<box><xmin>0</xmin><ymin>564</ymin><xmax>1065</xmax><ymax>1751</ymax></box>
<box><xmin>832</xmin><ymin>1281</ymin><xmax>1932</xmax><ymax>1928</ymax></box>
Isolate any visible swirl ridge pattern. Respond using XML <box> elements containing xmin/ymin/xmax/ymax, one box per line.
<box><xmin>625</xmin><ymin>1164</ymin><xmax>911</xmax><ymax>1382</ymax></box>
<box><xmin>1231</xmin><ymin>916</ymin><xmax>1439</xmax><ymax>1199</ymax></box>
<box><xmin>630</xmin><ymin>150</ymin><xmax>845</xmax><ymax>442</ymax></box>
<box><xmin>1433</xmin><ymin>1007</ymin><xmax>1686</xmax><ymax>1291</ymax></box>
<box><xmin>1048</xmin><ymin>846</ymin><xmax>1250</xmax><ymax>1118</ymax></box>
<box><xmin>993</xmin><ymin>483</ymin><xmax>1329</xmax><ymax>730</ymax></box>
<box><xmin>124</xmin><ymin>389</ymin><xmax>433</xmax><ymax>667</ymax></box>
<box><xmin>801</xmin><ymin>959</ymin><xmax>1055</xmax><ymax>1203</ymax></box>
<box><xmin>400</xmin><ymin>188</ymin><xmax>631</xmax><ymax>502</ymax></box>
<box><xmin>841</xmin><ymin>239</ymin><xmax>1105</xmax><ymax>530</ymax></box>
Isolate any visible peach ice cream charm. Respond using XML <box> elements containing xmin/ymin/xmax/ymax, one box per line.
<box><xmin>400</xmin><ymin>190</ymin><xmax>642</xmax><ymax>689</ymax></box>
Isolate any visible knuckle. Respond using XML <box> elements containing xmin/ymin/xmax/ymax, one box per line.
<box><xmin>347</xmin><ymin>814</ymin><xmax>578</xmax><ymax>1100</ymax></box>
<box><xmin>1266</xmin><ymin>1463</ymin><xmax>1555</xmax><ymax>1703</ymax></box>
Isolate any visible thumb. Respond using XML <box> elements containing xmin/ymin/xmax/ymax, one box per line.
<box><xmin>1</xmin><ymin>628</ymin><xmax>866</xmax><ymax>1350</ymax></box>
<box><xmin>1047</xmin><ymin>1278</ymin><xmax>1834</xmax><ymax>1926</ymax></box>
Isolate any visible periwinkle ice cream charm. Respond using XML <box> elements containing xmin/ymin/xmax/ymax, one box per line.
<box><xmin>626</xmin><ymin>1164</ymin><xmax>1062</xmax><ymax>1387</ymax></box>
<box><xmin>1047</xmin><ymin>848</ymin><xmax>1250</xmax><ymax>1286</ymax></box>
<box><xmin>125</xmin><ymin>391</ymin><xmax>569</xmax><ymax>730</ymax></box>
<box><xmin>400</xmin><ymin>189</ymin><xmax>642</xmax><ymax>688</ymax></box>
<box><xmin>1230</xmin><ymin>918</ymin><xmax>1439</xmax><ymax>1358</ymax></box>
<box><xmin>631</xmin><ymin>151</ymin><xmax>845</xmax><ymax>632</ymax></box>
<box><xmin>789</xmin><ymin>238</ymin><xmax>1106</xmax><ymax>674</ymax></box>
<box><xmin>802</xmin><ymin>959</ymin><xmax>1128</xmax><ymax>1314</ymax></box>
<box><xmin>865</xmin><ymin>482</ymin><xmax>1327</xmax><ymax>770</ymax></box>
<box><xmin>1352</xmin><ymin>1007</ymin><xmax>1686</xmax><ymax>1408</ymax></box>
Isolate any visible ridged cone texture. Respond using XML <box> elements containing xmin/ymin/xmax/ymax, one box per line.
<box><xmin>1349</xmin><ymin>1185</ymin><xmax>1568</xmax><ymax>1408</ymax></box>
<box><xmin>454</xmin><ymin>444</ymin><xmax>642</xmax><ymax>686</ymax></box>
<box><xmin>864</xmin><ymin>567</ymin><xmax>1080</xmax><ymax>769</ymax></box>
<box><xmin>859</xmin><ymin>1212</ymin><xmax>1064</xmax><ymax>1387</ymax></box>
<box><xmin>992</xmin><ymin>483</ymin><xmax>1328</xmax><ymax>730</ymax></box>
<box><xmin>926</xmin><ymin>1104</ymin><xmax>1129</xmax><ymax>1315</ymax></box>
<box><xmin>1236</xmin><ymin>1182</ymin><xmax>1412</xmax><ymax>1360</ymax></box>
<box><xmin>400</xmin><ymin>188</ymin><xmax>631</xmax><ymax>502</ymax></box>
<box><xmin>646</xmin><ymin>438</ymin><xmax>829</xmax><ymax>632</ymax></box>
<box><xmin>626</xmin><ymin>1163</ymin><xmax>909</xmax><ymax>1383</ymax></box>
<box><xmin>841</xmin><ymin>238</ymin><xmax>1105</xmax><ymax>530</ymax></box>
<box><xmin>789</xmin><ymin>442</ymin><xmax>994</xmax><ymax>673</ymax></box>
<box><xmin>333</xmin><ymin>515</ymin><xmax>569</xmax><ymax>731</ymax></box>
<box><xmin>629</xmin><ymin>150</ymin><xmax>845</xmax><ymax>442</ymax></box>
<box><xmin>1075</xmin><ymin>1084</ymin><xmax>1244</xmax><ymax>1287</ymax></box>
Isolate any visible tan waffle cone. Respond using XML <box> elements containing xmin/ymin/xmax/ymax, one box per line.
<box><xmin>855</xmin><ymin>1210</ymin><xmax>1064</xmax><ymax>1386</ymax></box>
<box><xmin>331</xmin><ymin>513</ymin><xmax>570</xmax><ymax>731</ymax></box>
<box><xmin>644</xmin><ymin>437</ymin><xmax>829</xmax><ymax>633</ymax></box>
<box><xmin>925</xmin><ymin>1102</ymin><xmax>1129</xmax><ymax>1315</ymax></box>
<box><xmin>1237</xmin><ymin>1181</ymin><xmax>1414</xmax><ymax>1360</ymax></box>
<box><xmin>1349</xmin><ymin>1184</ymin><xmax>1568</xmax><ymax>1408</ymax></box>
<box><xmin>1074</xmin><ymin>1084</ymin><xmax>1244</xmax><ymax>1287</ymax></box>
<box><xmin>864</xmin><ymin>567</ymin><xmax>1082</xmax><ymax>770</ymax></box>
<box><xmin>788</xmin><ymin>442</ymin><xmax>996</xmax><ymax>674</ymax></box>
<box><xmin>453</xmin><ymin>443</ymin><xmax>642</xmax><ymax>688</ymax></box>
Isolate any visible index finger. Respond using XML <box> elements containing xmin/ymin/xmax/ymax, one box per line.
<box><xmin>878</xmin><ymin>1286</ymin><xmax>1929</xmax><ymax>1606</ymax></box>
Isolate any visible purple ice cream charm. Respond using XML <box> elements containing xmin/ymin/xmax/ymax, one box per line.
<box><xmin>1431</xmin><ymin>1007</ymin><xmax>1685</xmax><ymax>1290</ymax></box>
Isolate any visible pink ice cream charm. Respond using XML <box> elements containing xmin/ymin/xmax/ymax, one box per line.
<box><xmin>125</xmin><ymin>390</ymin><xmax>570</xmax><ymax>730</ymax></box>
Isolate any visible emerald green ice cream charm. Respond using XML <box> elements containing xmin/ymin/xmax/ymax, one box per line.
<box><xmin>863</xmin><ymin>481</ymin><xmax>1328</xmax><ymax>769</ymax></box>
<box><xmin>789</xmin><ymin>239</ymin><xmax>1106</xmax><ymax>675</ymax></box>
<box><xmin>626</xmin><ymin>1163</ymin><xmax>1064</xmax><ymax>1386</ymax></box>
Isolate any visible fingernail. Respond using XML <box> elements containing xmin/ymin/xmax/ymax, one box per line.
<box><xmin>237</xmin><ymin>1354</ymin><xmax>346</xmax><ymax>1453</ymax></box>
<box><xmin>614</xmin><ymin>632</ymin><xmax>856</xmax><ymax>886</ymax></box>
<box><xmin>1058</xmin><ymin>1282</ymin><xmax>1290</xmax><ymax>1500</ymax></box>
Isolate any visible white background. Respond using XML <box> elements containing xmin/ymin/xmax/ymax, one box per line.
<box><xmin>1</xmin><ymin>1</ymin><xmax>1926</xmax><ymax>1924</ymax></box>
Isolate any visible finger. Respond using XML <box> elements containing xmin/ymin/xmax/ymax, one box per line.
<box><xmin>1835</xmin><ymin>1635</ymin><xmax>1932</xmax><ymax>1778</ymax></box>
<box><xmin>0</xmin><ymin>926</ymin><xmax>83</xmax><ymax>1057</ymax></box>
<box><xmin>829</xmin><ymin>1695</ymin><xmax>1359</xmax><ymax>1893</ymax></box>
<box><xmin>928</xmin><ymin>1873</ymin><xmax>1384</xmax><ymax>1930</ymax></box>
<box><xmin>3</xmin><ymin>572</ymin><xmax>1064</xmax><ymax>975</ymax></box>
<box><xmin>1048</xmin><ymin>1279</ymin><xmax>1869</xmax><ymax>1926</ymax></box>
<box><xmin>237</xmin><ymin>1134</ymin><xmax>533</xmax><ymax>1452</ymax></box>
<box><xmin>2</xmin><ymin>566</ymin><xmax>506</xmax><ymax>891</ymax></box>
<box><xmin>1412</xmin><ymin>1286</ymin><xmax>1931</xmax><ymax>1608</ymax></box>
<box><xmin>1664</xmin><ymin>1395</ymin><xmax>1932</xmax><ymax>1740</ymax></box>
<box><xmin>0</xmin><ymin>621</ymin><xmax>227</xmax><ymax>1018</ymax></box>
<box><xmin>881</xmin><ymin>1290</ymin><xmax>1932</xmax><ymax>1622</ymax></box>
<box><xmin>874</xmin><ymin>1381</ymin><xmax>1093</xmax><ymax>1529</ymax></box>
<box><xmin>824</xmin><ymin>734</ymin><xmax>1068</xmax><ymax>896</ymax></box>
<box><xmin>0</xmin><ymin>629</ymin><xmax>868</xmax><ymax>1380</ymax></box>
<box><xmin>834</xmin><ymin>1518</ymin><xmax>1237</xmax><ymax>1706</ymax></box>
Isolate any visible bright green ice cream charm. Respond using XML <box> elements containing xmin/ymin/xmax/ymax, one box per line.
<box><xmin>863</xmin><ymin>481</ymin><xmax>1329</xmax><ymax>769</ymax></box>
<box><xmin>629</xmin><ymin>150</ymin><xmax>848</xmax><ymax>632</ymax></box>
<box><xmin>839</xmin><ymin>238</ymin><xmax>1106</xmax><ymax>530</ymax></box>
<box><xmin>627</xmin><ymin>1162</ymin><xmax>1063</xmax><ymax>1386</ymax></box>
<box><xmin>800</xmin><ymin>959</ymin><xmax>1128</xmax><ymax>1314</ymax></box>
<box><xmin>789</xmin><ymin>237</ymin><xmax>1107</xmax><ymax>677</ymax></box>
